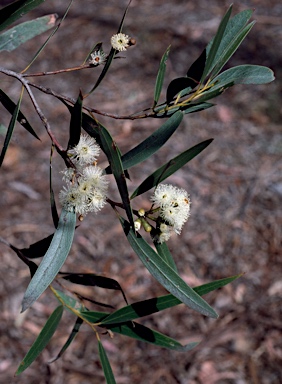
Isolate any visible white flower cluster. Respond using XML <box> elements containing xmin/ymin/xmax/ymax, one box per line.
<box><xmin>59</xmin><ymin>135</ymin><xmax>108</xmax><ymax>216</ymax></box>
<box><xmin>151</xmin><ymin>184</ymin><xmax>191</xmax><ymax>243</ymax></box>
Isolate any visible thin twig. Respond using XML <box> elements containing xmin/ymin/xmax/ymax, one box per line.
<box><xmin>22</xmin><ymin>64</ymin><xmax>92</xmax><ymax>77</ymax></box>
<box><xmin>0</xmin><ymin>67</ymin><xmax>65</xmax><ymax>154</ymax></box>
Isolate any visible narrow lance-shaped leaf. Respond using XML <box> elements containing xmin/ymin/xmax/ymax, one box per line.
<box><xmin>98</xmin><ymin>123</ymin><xmax>134</xmax><ymax>227</ymax></box>
<box><xmin>0</xmin><ymin>15</ymin><xmax>57</xmax><ymax>52</ymax></box>
<box><xmin>67</xmin><ymin>90</ymin><xmax>83</xmax><ymax>150</ymax></box>
<box><xmin>154</xmin><ymin>241</ymin><xmax>178</xmax><ymax>272</ymax></box>
<box><xmin>22</xmin><ymin>0</ymin><xmax>73</xmax><ymax>72</ymax></box>
<box><xmin>50</xmin><ymin>144</ymin><xmax>59</xmax><ymax>228</ymax></box>
<box><xmin>119</xmin><ymin>217</ymin><xmax>218</xmax><ymax>318</ymax></box>
<box><xmin>15</xmin><ymin>305</ymin><xmax>64</xmax><ymax>375</ymax></box>
<box><xmin>106</xmin><ymin>321</ymin><xmax>199</xmax><ymax>352</ymax></box>
<box><xmin>21</xmin><ymin>209</ymin><xmax>76</xmax><ymax>312</ymax></box>
<box><xmin>0</xmin><ymin>88</ymin><xmax>23</xmax><ymax>167</ymax></box>
<box><xmin>49</xmin><ymin>316</ymin><xmax>83</xmax><ymax>363</ymax></box>
<box><xmin>201</xmin><ymin>5</ymin><xmax>233</xmax><ymax>81</ymax></box>
<box><xmin>131</xmin><ymin>139</ymin><xmax>213</xmax><ymax>199</ymax></box>
<box><xmin>207</xmin><ymin>9</ymin><xmax>253</xmax><ymax>78</ymax></box>
<box><xmin>0</xmin><ymin>89</ymin><xmax>40</xmax><ymax>140</ymax></box>
<box><xmin>210</xmin><ymin>20</ymin><xmax>255</xmax><ymax>79</ymax></box>
<box><xmin>61</xmin><ymin>273</ymin><xmax>128</xmax><ymax>304</ymax></box>
<box><xmin>97</xmin><ymin>274</ymin><xmax>242</xmax><ymax>325</ymax></box>
<box><xmin>79</xmin><ymin>309</ymin><xmax>199</xmax><ymax>352</ymax></box>
<box><xmin>153</xmin><ymin>45</ymin><xmax>170</xmax><ymax>108</ymax></box>
<box><xmin>0</xmin><ymin>0</ymin><xmax>46</xmax><ymax>33</ymax></box>
<box><xmin>98</xmin><ymin>340</ymin><xmax>117</xmax><ymax>384</ymax></box>
<box><xmin>116</xmin><ymin>110</ymin><xmax>184</xmax><ymax>171</ymax></box>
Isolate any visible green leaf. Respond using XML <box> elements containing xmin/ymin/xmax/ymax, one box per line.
<box><xmin>186</xmin><ymin>48</ymin><xmax>206</xmax><ymax>84</ymax></box>
<box><xmin>208</xmin><ymin>9</ymin><xmax>253</xmax><ymax>78</ymax></box>
<box><xmin>0</xmin><ymin>89</ymin><xmax>40</xmax><ymax>140</ymax></box>
<box><xmin>0</xmin><ymin>0</ymin><xmax>46</xmax><ymax>33</ymax></box>
<box><xmin>23</xmin><ymin>1</ymin><xmax>73</xmax><ymax>71</ymax></box>
<box><xmin>20</xmin><ymin>233</ymin><xmax>54</xmax><ymax>259</ymax></box>
<box><xmin>49</xmin><ymin>316</ymin><xmax>83</xmax><ymax>363</ymax></box>
<box><xmin>98</xmin><ymin>122</ymin><xmax>134</xmax><ymax>228</ymax></box>
<box><xmin>67</xmin><ymin>90</ymin><xmax>83</xmax><ymax>150</ymax></box>
<box><xmin>119</xmin><ymin>218</ymin><xmax>218</xmax><ymax>318</ymax></box>
<box><xmin>183</xmin><ymin>102</ymin><xmax>214</xmax><ymax>115</ymax></box>
<box><xmin>212</xmin><ymin>64</ymin><xmax>275</xmax><ymax>85</ymax></box>
<box><xmin>1</xmin><ymin>238</ymin><xmax>38</xmax><ymax>278</ymax></box>
<box><xmin>154</xmin><ymin>241</ymin><xmax>178</xmax><ymax>272</ymax></box>
<box><xmin>15</xmin><ymin>305</ymin><xmax>63</xmax><ymax>375</ymax></box>
<box><xmin>107</xmin><ymin>321</ymin><xmax>199</xmax><ymax>352</ymax></box>
<box><xmin>0</xmin><ymin>14</ymin><xmax>57</xmax><ymax>52</ymax></box>
<box><xmin>61</xmin><ymin>273</ymin><xmax>128</xmax><ymax>304</ymax></box>
<box><xmin>81</xmin><ymin>274</ymin><xmax>243</xmax><ymax>325</ymax></box>
<box><xmin>201</xmin><ymin>5</ymin><xmax>233</xmax><ymax>81</ymax></box>
<box><xmin>0</xmin><ymin>90</ymin><xmax>23</xmax><ymax>167</ymax></box>
<box><xmin>21</xmin><ymin>209</ymin><xmax>76</xmax><ymax>312</ymax></box>
<box><xmin>49</xmin><ymin>145</ymin><xmax>59</xmax><ymax>228</ymax></box>
<box><xmin>98</xmin><ymin>340</ymin><xmax>117</xmax><ymax>384</ymax></box>
<box><xmin>210</xmin><ymin>21</ymin><xmax>255</xmax><ymax>79</ymax></box>
<box><xmin>118</xmin><ymin>111</ymin><xmax>183</xmax><ymax>171</ymax></box>
<box><xmin>153</xmin><ymin>45</ymin><xmax>170</xmax><ymax>108</ymax></box>
<box><xmin>166</xmin><ymin>77</ymin><xmax>196</xmax><ymax>105</ymax></box>
<box><xmin>131</xmin><ymin>139</ymin><xmax>213</xmax><ymax>199</ymax></box>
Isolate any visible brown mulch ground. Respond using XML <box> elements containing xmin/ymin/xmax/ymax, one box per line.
<box><xmin>1</xmin><ymin>1</ymin><xmax>282</xmax><ymax>383</ymax></box>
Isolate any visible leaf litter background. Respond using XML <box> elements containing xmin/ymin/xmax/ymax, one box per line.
<box><xmin>0</xmin><ymin>0</ymin><xmax>281</xmax><ymax>383</ymax></box>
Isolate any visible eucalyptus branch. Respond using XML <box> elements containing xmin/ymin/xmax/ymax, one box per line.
<box><xmin>22</xmin><ymin>64</ymin><xmax>92</xmax><ymax>77</ymax></box>
<box><xmin>0</xmin><ymin>67</ymin><xmax>64</xmax><ymax>153</ymax></box>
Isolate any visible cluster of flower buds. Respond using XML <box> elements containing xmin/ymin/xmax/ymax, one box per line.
<box><xmin>59</xmin><ymin>134</ymin><xmax>108</xmax><ymax>218</ymax></box>
<box><xmin>151</xmin><ymin>184</ymin><xmax>191</xmax><ymax>243</ymax></box>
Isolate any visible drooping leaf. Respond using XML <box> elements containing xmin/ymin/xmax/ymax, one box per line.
<box><xmin>97</xmin><ymin>274</ymin><xmax>242</xmax><ymax>325</ymax></box>
<box><xmin>114</xmin><ymin>111</ymin><xmax>183</xmax><ymax>171</ymax></box>
<box><xmin>15</xmin><ymin>305</ymin><xmax>63</xmax><ymax>375</ymax></box>
<box><xmin>49</xmin><ymin>144</ymin><xmax>59</xmax><ymax>228</ymax></box>
<box><xmin>201</xmin><ymin>5</ymin><xmax>233</xmax><ymax>81</ymax></box>
<box><xmin>0</xmin><ymin>238</ymin><xmax>38</xmax><ymax>277</ymax></box>
<box><xmin>61</xmin><ymin>273</ymin><xmax>128</xmax><ymax>304</ymax></box>
<box><xmin>79</xmin><ymin>309</ymin><xmax>199</xmax><ymax>352</ymax></box>
<box><xmin>119</xmin><ymin>217</ymin><xmax>218</xmax><ymax>318</ymax></box>
<box><xmin>98</xmin><ymin>122</ymin><xmax>134</xmax><ymax>228</ymax></box>
<box><xmin>0</xmin><ymin>0</ymin><xmax>46</xmax><ymax>33</ymax></box>
<box><xmin>0</xmin><ymin>89</ymin><xmax>40</xmax><ymax>140</ymax></box>
<box><xmin>22</xmin><ymin>0</ymin><xmax>73</xmax><ymax>72</ymax></box>
<box><xmin>0</xmin><ymin>14</ymin><xmax>57</xmax><ymax>52</ymax></box>
<box><xmin>0</xmin><ymin>89</ymin><xmax>23</xmax><ymax>167</ymax></box>
<box><xmin>131</xmin><ymin>139</ymin><xmax>213</xmax><ymax>198</ymax></box>
<box><xmin>98</xmin><ymin>340</ymin><xmax>117</xmax><ymax>384</ymax></box>
<box><xmin>166</xmin><ymin>77</ymin><xmax>194</xmax><ymax>104</ymax></box>
<box><xmin>153</xmin><ymin>45</ymin><xmax>171</xmax><ymax>108</ymax></box>
<box><xmin>106</xmin><ymin>321</ymin><xmax>199</xmax><ymax>352</ymax></box>
<box><xmin>20</xmin><ymin>233</ymin><xmax>54</xmax><ymax>259</ymax></box>
<box><xmin>49</xmin><ymin>316</ymin><xmax>83</xmax><ymax>363</ymax></box>
<box><xmin>67</xmin><ymin>91</ymin><xmax>83</xmax><ymax>150</ymax></box>
<box><xmin>21</xmin><ymin>209</ymin><xmax>76</xmax><ymax>312</ymax></box>
<box><xmin>186</xmin><ymin>48</ymin><xmax>206</xmax><ymax>84</ymax></box>
<box><xmin>212</xmin><ymin>64</ymin><xmax>275</xmax><ymax>86</ymax></box>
